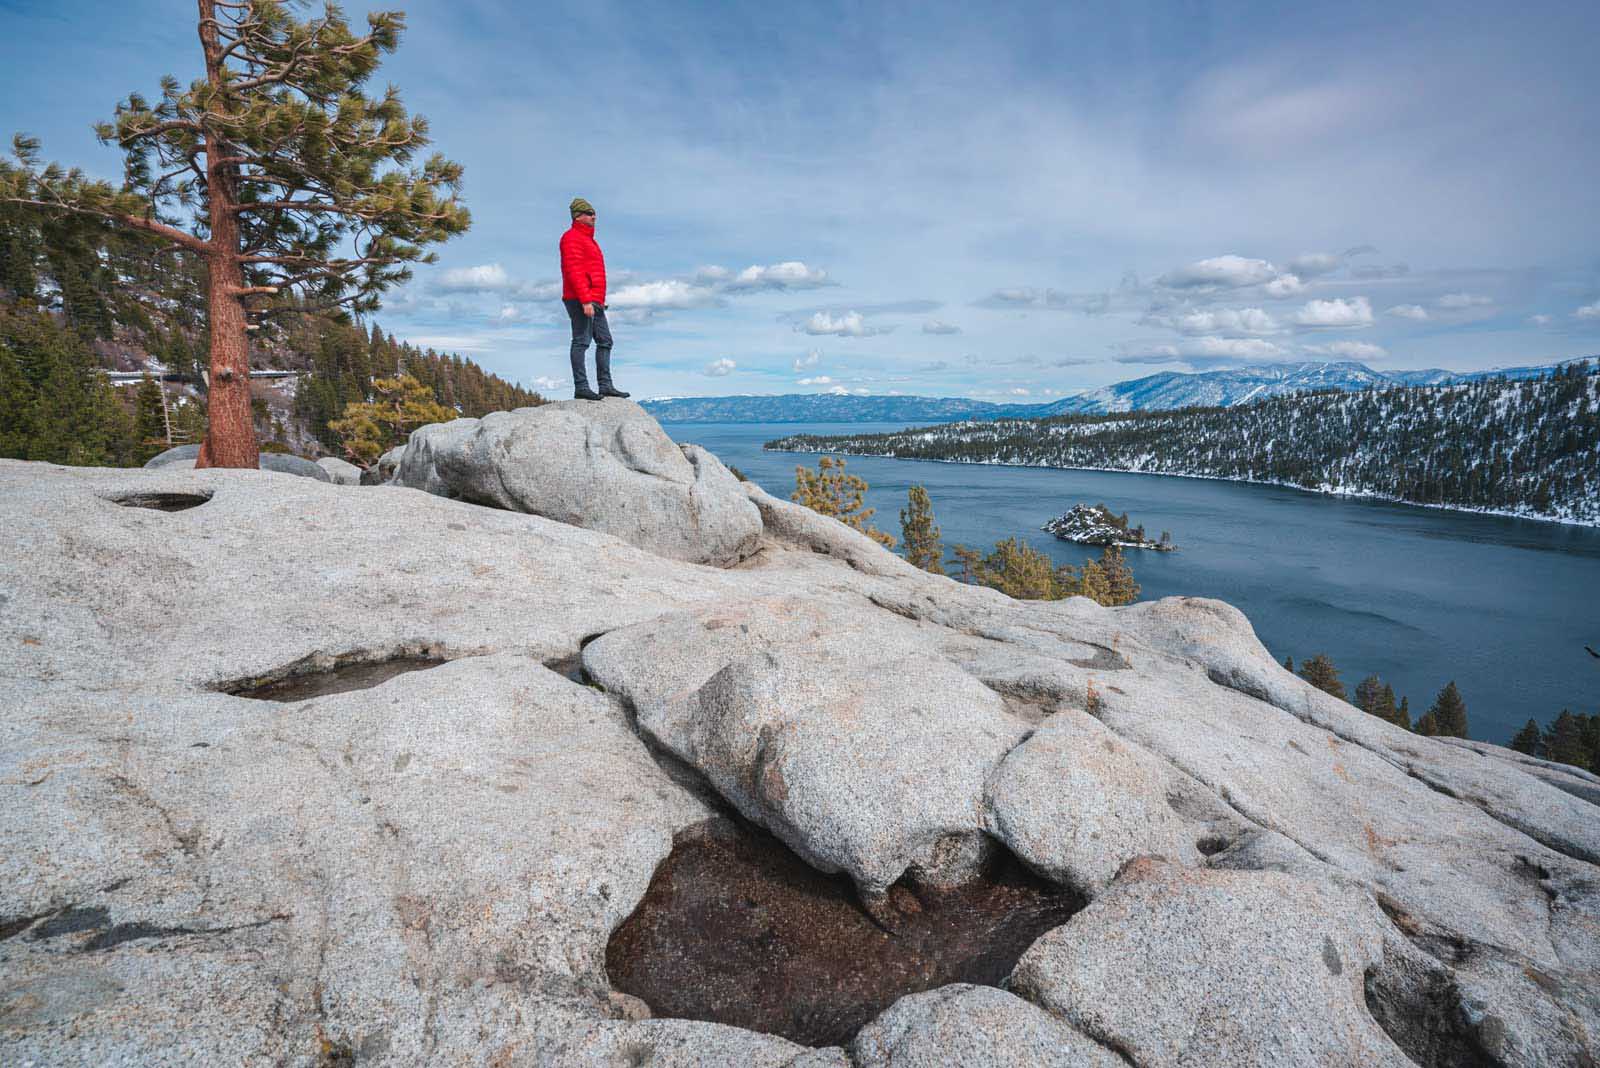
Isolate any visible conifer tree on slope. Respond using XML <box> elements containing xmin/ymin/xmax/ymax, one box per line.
<box><xmin>1298</xmin><ymin>654</ymin><xmax>1347</xmax><ymax>701</ymax></box>
<box><xmin>1381</xmin><ymin>683</ymin><xmax>1408</xmax><ymax>730</ymax></box>
<box><xmin>1509</xmin><ymin>718</ymin><xmax>1544</xmax><ymax>758</ymax></box>
<box><xmin>1097</xmin><ymin>544</ymin><xmax>1140</xmax><ymax>606</ymax></box>
<box><xmin>793</xmin><ymin>456</ymin><xmax>895</xmax><ymax>548</ymax></box>
<box><xmin>1418</xmin><ymin>680</ymin><xmax>1469</xmax><ymax>739</ymax></box>
<box><xmin>899</xmin><ymin>483</ymin><xmax>944</xmax><ymax>575</ymax></box>
<box><xmin>1543</xmin><ymin>710</ymin><xmax>1590</xmax><ymax>770</ymax></box>
<box><xmin>1354</xmin><ymin>674</ymin><xmax>1386</xmax><ymax>718</ymax></box>
<box><xmin>133</xmin><ymin>373</ymin><xmax>168</xmax><ymax>465</ymax></box>
<box><xmin>0</xmin><ymin>1</ymin><xmax>468</xmax><ymax>469</ymax></box>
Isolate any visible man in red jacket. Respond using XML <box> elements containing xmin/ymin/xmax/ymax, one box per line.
<box><xmin>560</xmin><ymin>197</ymin><xmax>628</xmax><ymax>400</ymax></box>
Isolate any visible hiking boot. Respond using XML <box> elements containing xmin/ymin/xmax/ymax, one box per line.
<box><xmin>574</xmin><ymin>386</ymin><xmax>602</xmax><ymax>401</ymax></box>
<box><xmin>599</xmin><ymin>386</ymin><xmax>631</xmax><ymax>399</ymax></box>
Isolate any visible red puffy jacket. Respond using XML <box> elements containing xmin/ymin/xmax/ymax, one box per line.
<box><xmin>559</xmin><ymin>221</ymin><xmax>606</xmax><ymax>304</ymax></box>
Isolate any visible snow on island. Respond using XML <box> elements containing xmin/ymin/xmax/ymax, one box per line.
<box><xmin>1043</xmin><ymin>503</ymin><xmax>1176</xmax><ymax>551</ymax></box>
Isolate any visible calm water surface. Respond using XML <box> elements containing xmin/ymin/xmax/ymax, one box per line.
<box><xmin>666</xmin><ymin>421</ymin><xmax>1600</xmax><ymax>745</ymax></box>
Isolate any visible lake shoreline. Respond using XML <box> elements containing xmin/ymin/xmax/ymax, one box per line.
<box><xmin>763</xmin><ymin>445</ymin><xmax>1600</xmax><ymax>529</ymax></box>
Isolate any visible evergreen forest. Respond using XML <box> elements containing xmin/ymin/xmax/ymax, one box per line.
<box><xmin>0</xmin><ymin>206</ymin><xmax>542</xmax><ymax>467</ymax></box>
<box><xmin>770</xmin><ymin>367</ymin><xmax>1600</xmax><ymax>524</ymax></box>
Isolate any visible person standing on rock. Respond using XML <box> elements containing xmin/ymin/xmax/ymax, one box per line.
<box><xmin>561</xmin><ymin>197</ymin><xmax>629</xmax><ymax>401</ymax></box>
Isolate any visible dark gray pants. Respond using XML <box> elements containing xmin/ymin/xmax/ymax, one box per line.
<box><xmin>564</xmin><ymin>298</ymin><xmax>614</xmax><ymax>392</ymax></box>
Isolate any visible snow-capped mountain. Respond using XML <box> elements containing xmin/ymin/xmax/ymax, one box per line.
<box><xmin>642</xmin><ymin>359</ymin><xmax>1589</xmax><ymax>422</ymax></box>
<box><xmin>1048</xmin><ymin>360</ymin><xmax>1581</xmax><ymax>414</ymax></box>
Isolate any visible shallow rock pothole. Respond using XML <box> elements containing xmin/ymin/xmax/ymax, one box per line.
<box><xmin>606</xmin><ymin>818</ymin><xmax>1084</xmax><ymax>1048</ymax></box>
<box><xmin>105</xmin><ymin>490</ymin><xmax>213</xmax><ymax>512</ymax></box>
<box><xmin>219</xmin><ymin>655</ymin><xmax>449</xmax><ymax>702</ymax></box>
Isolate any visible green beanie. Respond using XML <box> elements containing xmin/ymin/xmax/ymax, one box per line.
<box><xmin>570</xmin><ymin>197</ymin><xmax>595</xmax><ymax>218</ymax></box>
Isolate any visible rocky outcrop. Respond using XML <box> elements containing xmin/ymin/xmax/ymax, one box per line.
<box><xmin>144</xmin><ymin>442</ymin><xmax>332</xmax><ymax>482</ymax></box>
<box><xmin>985</xmin><ymin>711</ymin><xmax>1202</xmax><ymax>894</ymax></box>
<box><xmin>851</xmin><ymin>985</ymin><xmax>1124</xmax><ymax>1067</ymax></box>
<box><xmin>2</xmin><ymin>400</ymin><xmax>1597</xmax><ymax>1067</ymax></box>
<box><xmin>361</xmin><ymin>443</ymin><xmax>405</xmax><ymax>486</ymax></box>
<box><xmin>391</xmin><ymin>399</ymin><xmax>762</xmax><ymax>566</ymax></box>
<box><xmin>314</xmin><ymin>456</ymin><xmax>363</xmax><ymax>485</ymax></box>
<box><xmin>1010</xmin><ymin>858</ymin><xmax>1427</xmax><ymax>1067</ymax></box>
<box><xmin>584</xmin><ymin>596</ymin><xmax>1032</xmax><ymax>909</ymax></box>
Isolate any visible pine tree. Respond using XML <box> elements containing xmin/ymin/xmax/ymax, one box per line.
<box><xmin>0</xmin><ymin>304</ymin><xmax>136</xmax><ymax>465</ymax></box>
<box><xmin>2</xmin><ymin>1</ymin><xmax>470</xmax><ymax>468</ymax></box>
<box><xmin>1096</xmin><ymin>545</ymin><xmax>1139</xmax><ymax>605</ymax></box>
<box><xmin>1422</xmin><ymin>681</ymin><xmax>1469</xmax><ymax>739</ymax></box>
<box><xmin>973</xmin><ymin>537</ymin><xmax>1064</xmax><ymax>600</ymax></box>
<box><xmin>1543</xmin><ymin>710</ymin><xmax>1590</xmax><ymax>770</ymax></box>
<box><xmin>1380</xmin><ymin>683</ymin><xmax>1405</xmax><ymax>728</ymax></box>
<box><xmin>1581</xmin><ymin>714</ymin><xmax>1600</xmax><ymax>774</ymax></box>
<box><xmin>1508</xmin><ymin>718</ymin><xmax>1544</xmax><ymax>757</ymax></box>
<box><xmin>1397</xmin><ymin>695</ymin><xmax>1410</xmax><ymax>730</ymax></box>
<box><xmin>1298</xmin><ymin>654</ymin><xmax>1347</xmax><ymax>701</ymax></box>
<box><xmin>950</xmin><ymin>544</ymin><xmax>982</xmax><ymax>584</ymax></box>
<box><xmin>327</xmin><ymin>373</ymin><xmax>454</xmax><ymax>466</ymax></box>
<box><xmin>1283</xmin><ymin>655</ymin><xmax>1294</xmax><ymax>673</ymax></box>
<box><xmin>132</xmin><ymin>373</ymin><xmax>168</xmax><ymax>464</ymax></box>
<box><xmin>793</xmin><ymin>456</ymin><xmax>894</xmax><ymax>548</ymax></box>
<box><xmin>899</xmin><ymin>483</ymin><xmax>944</xmax><ymax>575</ymax></box>
<box><xmin>1354</xmin><ymin>675</ymin><xmax>1387</xmax><ymax>718</ymax></box>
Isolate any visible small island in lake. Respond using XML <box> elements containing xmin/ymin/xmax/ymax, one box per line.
<box><xmin>1043</xmin><ymin>503</ymin><xmax>1176</xmax><ymax>551</ymax></box>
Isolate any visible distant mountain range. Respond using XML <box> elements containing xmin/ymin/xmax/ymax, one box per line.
<box><xmin>641</xmin><ymin>359</ymin><xmax>1592</xmax><ymax>423</ymax></box>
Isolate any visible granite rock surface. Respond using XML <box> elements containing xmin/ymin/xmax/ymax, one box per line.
<box><xmin>3</xmin><ymin>403</ymin><xmax>1597</xmax><ymax>1066</ymax></box>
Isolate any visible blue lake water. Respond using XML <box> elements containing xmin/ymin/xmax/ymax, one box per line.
<box><xmin>663</xmin><ymin>421</ymin><xmax>1600</xmax><ymax>746</ymax></box>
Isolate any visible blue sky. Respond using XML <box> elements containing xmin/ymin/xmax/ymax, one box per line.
<box><xmin>4</xmin><ymin>0</ymin><xmax>1599</xmax><ymax>399</ymax></box>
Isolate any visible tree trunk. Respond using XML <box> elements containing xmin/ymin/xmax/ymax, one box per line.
<box><xmin>194</xmin><ymin>0</ymin><xmax>258</xmax><ymax>470</ymax></box>
<box><xmin>197</xmin><ymin>249</ymin><xmax>257</xmax><ymax>468</ymax></box>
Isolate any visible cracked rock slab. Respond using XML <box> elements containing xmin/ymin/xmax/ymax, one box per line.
<box><xmin>1009</xmin><ymin>858</ymin><xmax>1420</xmax><ymax>1068</ymax></box>
<box><xmin>585</xmin><ymin>596</ymin><xmax>1030</xmax><ymax>899</ymax></box>
<box><xmin>985</xmin><ymin>708</ymin><xmax>1203</xmax><ymax>896</ymax></box>
<box><xmin>851</xmin><ymin>984</ymin><xmax>1125</xmax><ymax>1067</ymax></box>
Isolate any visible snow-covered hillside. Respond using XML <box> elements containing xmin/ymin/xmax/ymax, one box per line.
<box><xmin>769</xmin><ymin>365</ymin><xmax>1600</xmax><ymax>525</ymax></box>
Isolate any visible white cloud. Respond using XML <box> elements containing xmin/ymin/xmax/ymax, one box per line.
<box><xmin>397</xmin><ymin>334</ymin><xmax>491</xmax><ymax>352</ymax></box>
<box><xmin>1008</xmin><ymin>387</ymin><xmax>1031</xmax><ymax>396</ymax></box>
<box><xmin>496</xmin><ymin>304</ymin><xmax>526</xmax><ymax>323</ymax></box>
<box><xmin>703</xmin><ymin>358</ymin><xmax>736</xmax><ymax>377</ymax></box>
<box><xmin>432</xmin><ymin>263</ymin><xmax>559</xmax><ymax>303</ymax></box>
<box><xmin>693</xmin><ymin>265</ymin><xmax>732</xmax><ymax>284</ymax></box>
<box><xmin>824</xmin><ymin>385</ymin><xmax>870</xmax><ymax>396</ymax></box>
<box><xmin>1149</xmin><ymin>306</ymin><xmax>1281</xmax><ymax>336</ymax></box>
<box><xmin>1303</xmin><ymin>340</ymin><xmax>1388</xmax><ymax>361</ymax></box>
<box><xmin>1292</xmin><ymin>296</ymin><xmax>1374</xmax><ymax>328</ymax></box>
<box><xmin>1157</xmin><ymin>255</ymin><xmax>1279</xmax><ymax>290</ymax></box>
<box><xmin>608</xmin><ymin>279</ymin><xmax>720</xmax><ymax>309</ymax></box>
<box><xmin>799</xmin><ymin>310</ymin><xmax>887</xmax><ymax>337</ymax></box>
<box><xmin>1528</xmin><ymin>314</ymin><xmax>1553</xmax><ymax>326</ymax></box>
<box><xmin>1574</xmin><ymin>300</ymin><xmax>1600</xmax><ymax>321</ymax></box>
<box><xmin>531</xmin><ymin>375</ymin><xmax>563</xmax><ymax>392</ymax></box>
<box><xmin>985</xmin><ymin>288</ymin><xmax>1111</xmax><ymax>313</ymax></box>
<box><xmin>922</xmin><ymin>318</ymin><xmax>962</xmax><ymax>334</ymax></box>
<box><xmin>1263</xmin><ymin>274</ymin><xmax>1307</xmax><ymax>298</ymax></box>
<box><xmin>793</xmin><ymin>350</ymin><xmax>821</xmax><ymax>371</ymax></box>
<box><xmin>436</xmin><ymin>263</ymin><xmax>511</xmax><ymax>292</ymax></box>
<box><xmin>1437</xmin><ymin>292</ymin><xmax>1492</xmax><ymax>309</ymax></box>
<box><xmin>798</xmin><ymin>375</ymin><xmax>834</xmax><ymax>386</ymax></box>
<box><xmin>1120</xmin><ymin>336</ymin><xmax>1290</xmax><ymax>361</ymax></box>
<box><xmin>1288</xmin><ymin>252</ymin><xmax>1344</xmax><ymax>277</ymax></box>
<box><xmin>722</xmin><ymin>261</ymin><xmax>832</xmax><ymax>291</ymax></box>
<box><xmin>1387</xmin><ymin>304</ymin><xmax>1429</xmax><ymax>320</ymax></box>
